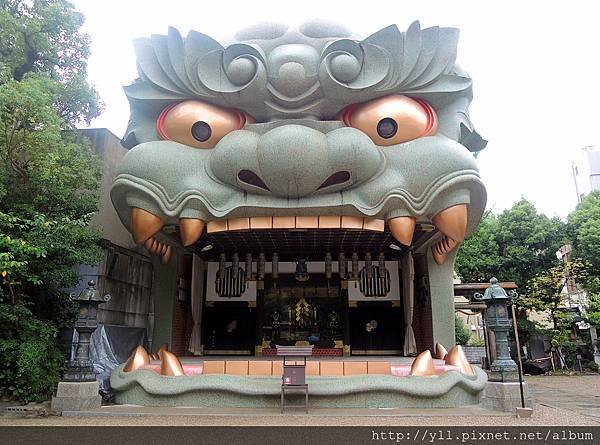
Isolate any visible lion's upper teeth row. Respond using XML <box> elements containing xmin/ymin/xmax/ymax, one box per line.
<box><xmin>130</xmin><ymin>204</ymin><xmax>468</xmax><ymax>265</ymax></box>
<box><xmin>206</xmin><ymin>216</ymin><xmax>385</xmax><ymax>233</ymax></box>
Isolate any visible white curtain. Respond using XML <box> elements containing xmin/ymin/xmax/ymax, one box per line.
<box><xmin>402</xmin><ymin>251</ymin><xmax>417</xmax><ymax>355</ymax></box>
<box><xmin>188</xmin><ymin>254</ymin><xmax>204</xmax><ymax>355</ymax></box>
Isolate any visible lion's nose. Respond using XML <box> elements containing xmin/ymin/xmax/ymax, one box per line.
<box><xmin>256</xmin><ymin>125</ymin><xmax>330</xmax><ymax>198</ymax></box>
<box><xmin>210</xmin><ymin>125</ymin><xmax>382</xmax><ymax>198</ymax></box>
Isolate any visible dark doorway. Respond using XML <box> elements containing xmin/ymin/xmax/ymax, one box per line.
<box><xmin>349</xmin><ymin>302</ymin><xmax>404</xmax><ymax>354</ymax></box>
<box><xmin>202</xmin><ymin>304</ymin><xmax>255</xmax><ymax>354</ymax></box>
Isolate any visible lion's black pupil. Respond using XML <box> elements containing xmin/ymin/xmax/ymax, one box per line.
<box><xmin>377</xmin><ymin>118</ymin><xmax>398</xmax><ymax>139</ymax></box>
<box><xmin>191</xmin><ymin>121</ymin><xmax>212</xmax><ymax>142</ymax></box>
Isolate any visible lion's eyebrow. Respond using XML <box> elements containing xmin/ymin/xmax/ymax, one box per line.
<box><xmin>124</xmin><ymin>21</ymin><xmax>482</xmax><ymax>144</ymax></box>
<box><xmin>243</xmin><ymin>119</ymin><xmax>344</xmax><ymax>135</ymax></box>
<box><xmin>234</xmin><ymin>22</ymin><xmax>289</xmax><ymax>41</ymax></box>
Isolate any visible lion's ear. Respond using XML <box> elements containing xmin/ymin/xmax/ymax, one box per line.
<box><xmin>459</xmin><ymin>123</ymin><xmax>488</xmax><ymax>155</ymax></box>
<box><xmin>121</xmin><ymin>131</ymin><xmax>138</xmax><ymax>149</ymax></box>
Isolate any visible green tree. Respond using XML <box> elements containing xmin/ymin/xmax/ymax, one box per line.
<box><xmin>522</xmin><ymin>259</ymin><xmax>588</xmax><ymax>322</ymax></box>
<box><xmin>454</xmin><ymin>314</ymin><xmax>471</xmax><ymax>346</ymax></box>
<box><xmin>495</xmin><ymin>199</ymin><xmax>567</xmax><ymax>286</ymax></box>
<box><xmin>456</xmin><ymin>199</ymin><xmax>567</xmax><ymax>288</ymax></box>
<box><xmin>455</xmin><ymin>199</ymin><xmax>571</xmax><ymax>363</ymax></box>
<box><xmin>587</xmin><ymin>293</ymin><xmax>600</xmax><ymax>326</ymax></box>
<box><xmin>454</xmin><ymin>211</ymin><xmax>501</xmax><ymax>283</ymax></box>
<box><xmin>568</xmin><ymin>191</ymin><xmax>600</xmax><ymax>274</ymax></box>
<box><xmin>0</xmin><ymin>0</ymin><xmax>102</xmax><ymax>402</ymax></box>
<box><xmin>0</xmin><ymin>0</ymin><xmax>99</xmax><ymax>124</ymax></box>
<box><xmin>567</xmin><ymin>192</ymin><xmax>600</xmax><ymax>326</ymax></box>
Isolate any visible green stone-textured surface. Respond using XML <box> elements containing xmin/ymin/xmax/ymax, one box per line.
<box><xmin>428</xmin><ymin>248</ymin><xmax>459</xmax><ymax>349</ymax></box>
<box><xmin>110</xmin><ymin>365</ymin><xmax>487</xmax><ymax>408</ymax></box>
<box><xmin>111</xmin><ymin>21</ymin><xmax>486</xmax><ymax>233</ymax></box>
<box><xmin>109</xmin><ymin>21</ymin><xmax>489</xmax><ymax>406</ymax></box>
<box><xmin>150</xmin><ymin>253</ymin><xmax>178</xmax><ymax>349</ymax></box>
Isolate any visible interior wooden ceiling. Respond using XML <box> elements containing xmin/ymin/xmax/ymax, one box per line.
<box><xmin>190</xmin><ymin>227</ymin><xmax>435</xmax><ymax>261</ymax></box>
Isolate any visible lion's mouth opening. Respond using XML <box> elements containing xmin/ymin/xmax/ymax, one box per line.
<box><xmin>132</xmin><ymin>204</ymin><xmax>467</xmax><ymax>266</ymax></box>
<box><xmin>198</xmin><ymin>215</ymin><xmax>395</xmax><ymax>261</ymax></box>
<box><xmin>140</xmin><ymin>213</ymin><xmax>442</xmax><ymax>264</ymax></box>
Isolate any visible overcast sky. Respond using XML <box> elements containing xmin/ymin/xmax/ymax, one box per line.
<box><xmin>73</xmin><ymin>0</ymin><xmax>600</xmax><ymax>219</ymax></box>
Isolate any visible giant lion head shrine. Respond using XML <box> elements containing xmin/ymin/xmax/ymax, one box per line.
<box><xmin>108</xmin><ymin>20</ymin><xmax>490</xmax><ymax>408</ymax></box>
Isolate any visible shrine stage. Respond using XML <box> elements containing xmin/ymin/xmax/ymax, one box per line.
<box><xmin>110</xmin><ymin>354</ymin><xmax>488</xmax><ymax>409</ymax></box>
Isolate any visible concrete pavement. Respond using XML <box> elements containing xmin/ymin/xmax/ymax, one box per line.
<box><xmin>1</xmin><ymin>375</ymin><xmax>599</xmax><ymax>426</ymax></box>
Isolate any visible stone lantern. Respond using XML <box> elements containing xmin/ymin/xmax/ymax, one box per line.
<box><xmin>474</xmin><ymin>277</ymin><xmax>518</xmax><ymax>382</ymax></box>
<box><xmin>474</xmin><ymin>277</ymin><xmax>532</xmax><ymax>413</ymax></box>
<box><xmin>52</xmin><ymin>280</ymin><xmax>110</xmax><ymax>412</ymax></box>
<box><xmin>63</xmin><ymin>280</ymin><xmax>111</xmax><ymax>382</ymax></box>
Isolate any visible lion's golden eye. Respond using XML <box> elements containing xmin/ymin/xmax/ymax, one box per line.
<box><xmin>341</xmin><ymin>95</ymin><xmax>437</xmax><ymax>146</ymax></box>
<box><xmin>157</xmin><ymin>100</ymin><xmax>254</xmax><ymax>149</ymax></box>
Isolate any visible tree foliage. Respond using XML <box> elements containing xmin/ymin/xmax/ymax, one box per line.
<box><xmin>0</xmin><ymin>0</ymin><xmax>100</xmax><ymax>125</ymax></box>
<box><xmin>587</xmin><ymin>294</ymin><xmax>600</xmax><ymax>327</ymax></box>
<box><xmin>454</xmin><ymin>211</ymin><xmax>501</xmax><ymax>283</ymax></box>
<box><xmin>521</xmin><ymin>259</ymin><xmax>589</xmax><ymax>314</ymax></box>
<box><xmin>522</xmin><ymin>259</ymin><xmax>589</xmax><ymax>353</ymax></box>
<box><xmin>569</xmin><ymin>192</ymin><xmax>600</xmax><ymax>275</ymax></box>
<box><xmin>457</xmin><ymin>194</ymin><xmax>600</xmax><ymax>367</ymax></box>
<box><xmin>0</xmin><ymin>212</ymin><xmax>99</xmax><ymax>321</ymax></box>
<box><xmin>0</xmin><ymin>77</ymin><xmax>100</xmax><ymax>216</ymax></box>
<box><xmin>0</xmin><ymin>302</ymin><xmax>64</xmax><ymax>403</ymax></box>
<box><xmin>0</xmin><ymin>0</ymin><xmax>102</xmax><ymax>402</ymax></box>
<box><xmin>568</xmin><ymin>192</ymin><xmax>600</xmax><ymax>326</ymax></box>
<box><xmin>456</xmin><ymin>199</ymin><xmax>567</xmax><ymax>287</ymax></box>
<box><xmin>454</xmin><ymin>314</ymin><xmax>471</xmax><ymax>346</ymax></box>
<box><xmin>495</xmin><ymin>200</ymin><xmax>566</xmax><ymax>286</ymax></box>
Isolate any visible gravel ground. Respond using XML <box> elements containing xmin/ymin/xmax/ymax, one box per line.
<box><xmin>1</xmin><ymin>403</ymin><xmax>598</xmax><ymax>427</ymax></box>
<box><xmin>526</xmin><ymin>374</ymin><xmax>600</xmax><ymax>397</ymax></box>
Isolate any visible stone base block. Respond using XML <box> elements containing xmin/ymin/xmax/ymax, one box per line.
<box><xmin>51</xmin><ymin>381</ymin><xmax>101</xmax><ymax>412</ymax></box>
<box><xmin>483</xmin><ymin>381</ymin><xmax>533</xmax><ymax>412</ymax></box>
<box><xmin>487</xmin><ymin>370</ymin><xmax>519</xmax><ymax>382</ymax></box>
<box><xmin>516</xmin><ymin>407</ymin><xmax>534</xmax><ymax>418</ymax></box>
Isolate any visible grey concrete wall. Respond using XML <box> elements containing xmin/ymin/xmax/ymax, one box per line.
<box><xmin>78</xmin><ymin>128</ymin><xmax>156</xmax><ymax>328</ymax></box>
<box><xmin>97</xmin><ymin>245</ymin><xmax>153</xmax><ymax>328</ymax></box>
<box><xmin>81</xmin><ymin>128</ymin><xmax>141</xmax><ymax>252</ymax></box>
<box><xmin>426</xmin><ymin>247</ymin><xmax>457</xmax><ymax>350</ymax></box>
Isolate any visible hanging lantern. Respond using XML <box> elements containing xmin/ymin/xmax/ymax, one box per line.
<box><xmin>219</xmin><ymin>253</ymin><xmax>226</xmax><ymax>280</ymax></box>
<box><xmin>365</xmin><ymin>252</ymin><xmax>373</xmax><ymax>279</ymax></box>
<box><xmin>245</xmin><ymin>253</ymin><xmax>253</xmax><ymax>281</ymax></box>
<box><xmin>257</xmin><ymin>252</ymin><xmax>266</xmax><ymax>290</ymax></box>
<box><xmin>258</xmin><ymin>253</ymin><xmax>265</xmax><ymax>280</ymax></box>
<box><xmin>272</xmin><ymin>252</ymin><xmax>279</xmax><ymax>280</ymax></box>
<box><xmin>378</xmin><ymin>252</ymin><xmax>386</xmax><ymax>278</ymax></box>
<box><xmin>351</xmin><ymin>252</ymin><xmax>359</xmax><ymax>280</ymax></box>
<box><xmin>325</xmin><ymin>252</ymin><xmax>332</xmax><ymax>280</ymax></box>
<box><xmin>295</xmin><ymin>258</ymin><xmax>309</xmax><ymax>282</ymax></box>
<box><xmin>338</xmin><ymin>252</ymin><xmax>346</xmax><ymax>279</ymax></box>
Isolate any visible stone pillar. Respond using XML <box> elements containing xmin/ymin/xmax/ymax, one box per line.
<box><xmin>342</xmin><ymin>290</ymin><xmax>351</xmax><ymax>356</ymax></box>
<box><xmin>255</xmin><ymin>287</ymin><xmax>265</xmax><ymax>356</ymax></box>
<box><xmin>426</xmin><ymin>247</ymin><xmax>457</xmax><ymax>350</ymax></box>
<box><xmin>152</xmin><ymin>254</ymin><xmax>178</xmax><ymax>350</ymax></box>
